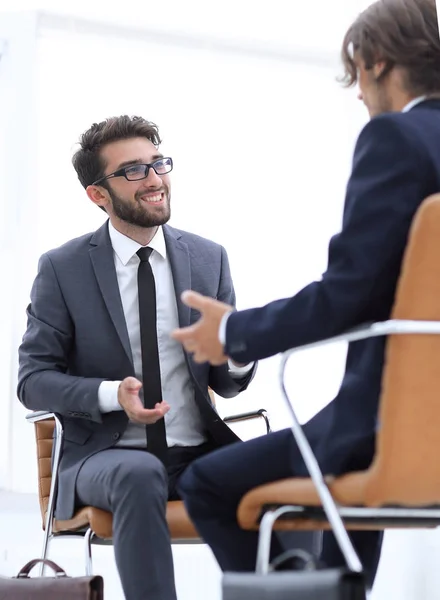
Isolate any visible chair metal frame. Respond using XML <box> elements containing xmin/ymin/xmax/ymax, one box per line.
<box><xmin>27</xmin><ymin>407</ymin><xmax>271</xmax><ymax>576</ymax></box>
<box><xmin>255</xmin><ymin>318</ymin><xmax>440</xmax><ymax>574</ymax></box>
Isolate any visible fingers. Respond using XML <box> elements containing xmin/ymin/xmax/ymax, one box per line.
<box><xmin>171</xmin><ymin>326</ymin><xmax>226</xmax><ymax>364</ymax></box>
<box><xmin>173</xmin><ymin>335</ymin><xmax>210</xmax><ymax>361</ymax></box>
<box><xmin>154</xmin><ymin>401</ymin><xmax>171</xmax><ymax>415</ymax></box>
<box><xmin>180</xmin><ymin>290</ymin><xmax>208</xmax><ymax>311</ymax></box>
<box><xmin>120</xmin><ymin>379</ymin><xmax>170</xmax><ymax>424</ymax></box>
<box><xmin>190</xmin><ymin>350</ymin><xmax>209</xmax><ymax>364</ymax></box>
<box><xmin>121</xmin><ymin>376</ymin><xmax>142</xmax><ymax>392</ymax></box>
<box><xmin>130</xmin><ymin>402</ymin><xmax>170</xmax><ymax>424</ymax></box>
<box><xmin>171</xmin><ymin>324</ymin><xmax>196</xmax><ymax>345</ymax></box>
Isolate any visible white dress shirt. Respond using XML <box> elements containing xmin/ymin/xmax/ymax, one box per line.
<box><xmin>99</xmin><ymin>223</ymin><xmax>250</xmax><ymax>448</ymax></box>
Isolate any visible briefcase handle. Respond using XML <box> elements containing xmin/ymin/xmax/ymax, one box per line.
<box><xmin>16</xmin><ymin>559</ymin><xmax>68</xmax><ymax>579</ymax></box>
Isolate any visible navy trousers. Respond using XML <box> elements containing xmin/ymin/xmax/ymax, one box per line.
<box><xmin>178</xmin><ymin>428</ymin><xmax>382</xmax><ymax>588</ymax></box>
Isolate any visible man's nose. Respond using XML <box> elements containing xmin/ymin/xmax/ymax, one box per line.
<box><xmin>357</xmin><ymin>91</ymin><xmax>364</xmax><ymax>102</ymax></box>
<box><xmin>144</xmin><ymin>166</ymin><xmax>163</xmax><ymax>186</ymax></box>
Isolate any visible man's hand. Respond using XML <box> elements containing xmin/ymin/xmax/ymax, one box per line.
<box><xmin>171</xmin><ymin>290</ymin><xmax>232</xmax><ymax>365</ymax></box>
<box><xmin>118</xmin><ymin>377</ymin><xmax>170</xmax><ymax>424</ymax></box>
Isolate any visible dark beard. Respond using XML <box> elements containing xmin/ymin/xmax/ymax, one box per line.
<box><xmin>108</xmin><ymin>187</ymin><xmax>171</xmax><ymax>228</ymax></box>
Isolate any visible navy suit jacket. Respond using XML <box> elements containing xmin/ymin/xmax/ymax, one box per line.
<box><xmin>18</xmin><ymin>223</ymin><xmax>256</xmax><ymax>519</ymax></box>
<box><xmin>225</xmin><ymin>99</ymin><xmax>440</xmax><ymax>476</ymax></box>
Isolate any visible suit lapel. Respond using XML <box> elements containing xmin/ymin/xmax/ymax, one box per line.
<box><xmin>89</xmin><ymin>222</ymin><xmax>133</xmax><ymax>365</ymax></box>
<box><xmin>163</xmin><ymin>225</ymin><xmax>192</xmax><ymax>327</ymax></box>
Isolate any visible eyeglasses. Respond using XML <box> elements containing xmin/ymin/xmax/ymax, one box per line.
<box><xmin>92</xmin><ymin>157</ymin><xmax>173</xmax><ymax>186</ymax></box>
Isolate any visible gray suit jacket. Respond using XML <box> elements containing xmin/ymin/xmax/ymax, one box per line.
<box><xmin>18</xmin><ymin>221</ymin><xmax>256</xmax><ymax>519</ymax></box>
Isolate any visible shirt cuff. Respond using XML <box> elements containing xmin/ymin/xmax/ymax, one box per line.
<box><xmin>98</xmin><ymin>380</ymin><xmax>123</xmax><ymax>413</ymax></box>
<box><xmin>220</xmin><ymin>312</ymin><xmax>253</xmax><ymax>375</ymax></box>
<box><xmin>227</xmin><ymin>358</ymin><xmax>254</xmax><ymax>376</ymax></box>
<box><xmin>219</xmin><ymin>311</ymin><xmax>231</xmax><ymax>345</ymax></box>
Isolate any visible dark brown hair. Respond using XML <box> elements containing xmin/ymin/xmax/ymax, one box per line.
<box><xmin>340</xmin><ymin>0</ymin><xmax>440</xmax><ymax>95</ymax></box>
<box><xmin>72</xmin><ymin>115</ymin><xmax>162</xmax><ymax>189</ymax></box>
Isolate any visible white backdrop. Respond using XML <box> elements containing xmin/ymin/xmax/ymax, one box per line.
<box><xmin>0</xmin><ymin>8</ymin><xmax>368</xmax><ymax>494</ymax></box>
<box><xmin>5</xmin><ymin>5</ymin><xmax>439</xmax><ymax>600</ymax></box>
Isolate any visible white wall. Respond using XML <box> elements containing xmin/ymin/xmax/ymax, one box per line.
<box><xmin>0</xmin><ymin>11</ymin><xmax>40</xmax><ymax>492</ymax></box>
<box><xmin>0</xmin><ymin>9</ymin><xmax>368</xmax><ymax>494</ymax></box>
<box><xmin>6</xmin><ymin>6</ymin><xmax>439</xmax><ymax>600</ymax></box>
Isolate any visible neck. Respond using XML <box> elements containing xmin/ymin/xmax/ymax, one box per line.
<box><xmin>391</xmin><ymin>89</ymin><xmax>440</xmax><ymax>111</ymax></box>
<box><xmin>392</xmin><ymin>91</ymin><xmax>417</xmax><ymax>112</ymax></box>
<box><xmin>110</xmin><ymin>217</ymin><xmax>159</xmax><ymax>246</ymax></box>
<box><xmin>384</xmin><ymin>69</ymin><xmax>422</xmax><ymax>112</ymax></box>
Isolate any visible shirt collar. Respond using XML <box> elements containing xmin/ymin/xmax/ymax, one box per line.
<box><xmin>108</xmin><ymin>221</ymin><xmax>167</xmax><ymax>266</ymax></box>
<box><xmin>402</xmin><ymin>96</ymin><xmax>427</xmax><ymax>113</ymax></box>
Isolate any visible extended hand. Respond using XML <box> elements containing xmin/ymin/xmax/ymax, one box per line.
<box><xmin>171</xmin><ymin>290</ymin><xmax>232</xmax><ymax>365</ymax></box>
<box><xmin>118</xmin><ymin>377</ymin><xmax>170</xmax><ymax>424</ymax></box>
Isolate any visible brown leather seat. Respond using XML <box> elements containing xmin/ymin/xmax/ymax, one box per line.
<box><xmin>238</xmin><ymin>193</ymin><xmax>440</xmax><ymax>533</ymax></box>
<box><xmin>32</xmin><ymin>390</ymin><xmax>271</xmax><ymax>562</ymax></box>
<box><xmin>35</xmin><ymin>417</ymin><xmax>199</xmax><ymax>540</ymax></box>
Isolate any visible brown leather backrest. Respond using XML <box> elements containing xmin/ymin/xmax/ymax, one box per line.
<box><xmin>35</xmin><ymin>419</ymin><xmax>55</xmax><ymax>525</ymax></box>
<box><xmin>366</xmin><ymin>193</ymin><xmax>440</xmax><ymax>506</ymax></box>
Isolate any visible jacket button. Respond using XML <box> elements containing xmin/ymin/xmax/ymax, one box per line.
<box><xmin>112</xmin><ymin>433</ymin><xmax>120</xmax><ymax>440</ymax></box>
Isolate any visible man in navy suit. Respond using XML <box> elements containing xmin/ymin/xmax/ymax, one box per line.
<box><xmin>172</xmin><ymin>0</ymin><xmax>440</xmax><ymax>587</ymax></box>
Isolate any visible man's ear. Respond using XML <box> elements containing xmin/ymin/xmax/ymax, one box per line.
<box><xmin>86</xmin><ymin>185</ymin><xmax>109</xmax><ymax>210</ymax></box>
<box><xmin>372</xmin><ymin>60</ymin><xmax>387</xmax><ymax>80</ymax></box>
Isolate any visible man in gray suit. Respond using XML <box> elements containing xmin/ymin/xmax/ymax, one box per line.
<box><xmin>17</xmin><ymin>115</ymin><xmax>256</xmax><ymax>600</ymax></box>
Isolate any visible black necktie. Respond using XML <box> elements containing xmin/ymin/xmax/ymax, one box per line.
<box><xmin>136</xmin><ymin>247</ymin><xmax>168</xmax><ymax>465</ymax></box>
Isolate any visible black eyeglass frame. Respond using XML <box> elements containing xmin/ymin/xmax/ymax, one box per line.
<box><xmin>92</xmin><ymin>157</ymin><xmax>173</xmax><ymax>186</ymax></box>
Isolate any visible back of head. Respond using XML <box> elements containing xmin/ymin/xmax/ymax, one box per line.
<box><xmin>340</xmin><ymin>0</ymin><xmax>440</xmax><ymax>97</ymax></box>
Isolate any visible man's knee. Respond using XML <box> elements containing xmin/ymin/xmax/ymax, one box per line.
<box><xmin>177</xmin><ymin>459</ymin><xmax>213</xmax><ymax>508</ymax></box>
<box><xmin>112</xmin><ymin>453</ymin><xmax>168</xmax><ymax>499</ymax></box>
<box><xmin>178</xmin><ymin>458</ymin><xmax>229</xmax><ymax>521</ymax></box>
<box><xmin>177</xmin><ymin>461</ymin><xmax>199</xmax><ymax>498</ymax></box>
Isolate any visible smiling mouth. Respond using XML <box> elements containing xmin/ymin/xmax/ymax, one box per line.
<box><xmin>139</xmin><ymin>192</ymin><xmax>164</xmax><ymax>204</ymax></box>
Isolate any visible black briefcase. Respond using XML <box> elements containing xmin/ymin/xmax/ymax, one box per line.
<box><xmin>223</xmin><ymin>570</ymin><xmax>365</xmax><ymax>600</ymax></box>
<box><xmin>222</xmin><ymin>349</ymin><xmax>368</xmax><ymax>599</ymax></box>
<box><xmin>223</xmin><ymin>550</ymin><xmax>366</xmax><ymax>599</ymax></box>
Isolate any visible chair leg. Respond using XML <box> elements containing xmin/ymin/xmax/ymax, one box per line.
<box><xmin>255</xmin><ymin>510</ymin><xmax>277</xmax><ymax>574</ymax></box>
<box><xmin>38</xmin><ymin>525</ymin><xmax>53</xmax><ymax>576</ymax></box>
<box><xmin>255</xmin><ymin>506</ymin><xmax>306</xmax><ymax>574</ymax></box>
<box><xmin>84</xmin><ymin>528</ymin><xmax>94</xmax><ymax>575</ymax></box>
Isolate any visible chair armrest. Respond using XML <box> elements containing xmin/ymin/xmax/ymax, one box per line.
<box><xmin>282</xmin><ymin>318</ymin><xmax>440</xmax><ymax>358</ymax></box>
<box><xmin>26</xmin><ymin>411</ymin><xmax>55</xmax><ymax>423</ymax></box>
<box><xmin>223</xmin><ymin>409</ymin><xmax>271</xmax><ymax>434</ymax></box>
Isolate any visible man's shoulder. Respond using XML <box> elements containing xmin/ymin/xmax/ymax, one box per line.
<box><xmin>357</xmin><ymin>105</ymin><xmax>440</xmax><ymax>147</ymax></box>
<box><xmin>164</xmin><ymin>224</ymin><xmax>223</xmax><ymax>251</ymax></box>
<box><xmin>44</xmin><ymin>227</ymin><xmax>103</xmax><ymax>263</ymax></box>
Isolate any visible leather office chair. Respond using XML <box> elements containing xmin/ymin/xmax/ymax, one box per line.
<box><xmin>236</xmin><ymin>193</ymin><xmax>440</xmax><ymax>573</ymax></box>
<box><xmin>27</xmin><ymin>391</ymin><xmax>270</xmax><ymax>575</ymax></box>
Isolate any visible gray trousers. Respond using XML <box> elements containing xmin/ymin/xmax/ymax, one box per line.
<box><xmin>76</xmin><ymin>444</ymin><xmax>215</xmax><ymax>600</ymax></box>
<box><xmin>76</xmin><ymin>444</ymin><xmax>319</xmax><ymax>600</ymax></box>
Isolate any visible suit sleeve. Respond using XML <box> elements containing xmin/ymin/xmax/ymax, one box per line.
<box><xmin>207</xmin><ymin>246</ymin><xmax>257</xmax><ymax>397</ymax></box>
<box><xmin>225</xmin><ymin>116</ymin><xmax>432</xmax><ymax>363</ymax></box>
<box><xmin>17</xmin><ymin>253</ymin><xmax>104</xmax><ymax>422</ymax></box>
